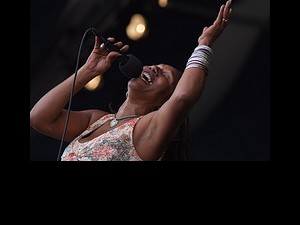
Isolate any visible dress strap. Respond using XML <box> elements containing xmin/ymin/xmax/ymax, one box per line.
<box><xmin>80</xmin><ymin>114</ymin><xmax>114</xmax><ymax>137</ymax></box>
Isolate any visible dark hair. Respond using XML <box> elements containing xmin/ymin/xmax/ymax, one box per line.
<box><xmin>161</xmin><ymin>116</ymin><xmax>191</xmax><ymax>161</ymax></box>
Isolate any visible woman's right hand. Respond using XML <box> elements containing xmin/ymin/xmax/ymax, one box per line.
<box><xmin>83</xmin><ymin>36</ymin><xmax>129</xmax><ymax>77</ymax></box>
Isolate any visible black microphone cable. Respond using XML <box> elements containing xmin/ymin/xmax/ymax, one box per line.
<box><xmin>56</xmin><ymin>27</ymin><xmax>93</xmax><ymax>161</ymax></box>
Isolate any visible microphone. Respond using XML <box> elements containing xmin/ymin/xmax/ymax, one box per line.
<box><xmin>91</xmin><ymin>28</ymin><xmax>143</xmax><ymax>78</ymax></box>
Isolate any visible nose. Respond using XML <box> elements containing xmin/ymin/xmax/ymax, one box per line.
<box><xmin>148</xmin><ymin>65</ymin><xmax>158</xmax><ymax>75</ymax></box>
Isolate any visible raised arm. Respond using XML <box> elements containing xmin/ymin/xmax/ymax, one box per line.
<box><xmin>30</xmin><ymin>35</ymin><xmax>128</xmax><ymax>142</ymax></box>
<box><xmin>153</xmin><ymin>0</ymin><xmax>232</xmax><ymax>147</ymax></box>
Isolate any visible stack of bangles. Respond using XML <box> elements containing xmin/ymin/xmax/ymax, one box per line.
<box><xmin>185</xmin><ymin>45</ymin><xmax>213</xmax><ymax>75</ymax></box>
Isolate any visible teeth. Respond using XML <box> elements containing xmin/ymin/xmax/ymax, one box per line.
<box><xmin>141</xmin><ymin>72</ymin><xmax>152</xmax><ymax>84</ymax></box>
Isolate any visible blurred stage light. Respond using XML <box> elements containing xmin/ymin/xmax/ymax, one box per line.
<box><xmin>126</xmin><ymin>13</ymin><xmax>148</xmax><ymax>41</ymax></box>
<box><xmin>158</xmin><ymin>0</ymin><xmax>168</xmax><ymax>8</ymax></box>
<box><xmin>84</xmin><ymin>75</ymin><xmax>103</xmax><ymax>91</ymax></box>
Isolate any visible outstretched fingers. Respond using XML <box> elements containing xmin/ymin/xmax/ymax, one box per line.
<box><xmin>223</xmin><ymin>1</ymin><xmax>232</xmax><ymax>21</ymax></box>
<box><xmin>214</xmin><ymin>0</ymin><xmax>232</xmax><ymax>27</ymax></box>
<box><xmin>216</xmin><ymin>4</ymin><xmax>225</xmax><ymax>24</ymax></box>
<box><xmin>221</xmin><ymin>0</ymin><xmax>232</xmax><ymax>26</ymax></box>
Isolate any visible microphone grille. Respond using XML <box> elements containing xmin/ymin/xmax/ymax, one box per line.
<box><xmin>119</xmin><ymin>54</ymin><xmax>143</xmax><ymax>78</ymax></box>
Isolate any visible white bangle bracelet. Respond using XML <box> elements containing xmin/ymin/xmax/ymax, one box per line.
<box><xmin>185</xmin><ymin>45</ymin><xmax>213</xmax><ymax>75</ymax></box>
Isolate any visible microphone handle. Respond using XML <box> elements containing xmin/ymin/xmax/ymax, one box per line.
<box><xmin>91</xmin><ymin>28</ymin><xmax>142</xmax><ymax>78</ymax></box>
<box><xmin>102</xmin><ymin>38</ymin><xmax>121</xmax><ymax>53</ymax></box>
<box><xmin>91</xmin><ymin>28</ymin><xmax>127</xmax><ymax>63</ymax></box>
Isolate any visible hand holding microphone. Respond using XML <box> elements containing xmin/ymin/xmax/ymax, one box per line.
<box><xmin>91</xmin><ymin>28</ymin><xmax>143</xmax><ymax>78</ymax></box>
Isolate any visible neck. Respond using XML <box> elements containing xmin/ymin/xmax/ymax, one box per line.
<box><xmin>116</xmin><ymin>98</ymin><xmax>155</xmax><ymax>117</ymax></box>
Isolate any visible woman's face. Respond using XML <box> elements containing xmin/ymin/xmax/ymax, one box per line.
<box><xmin>128</xmin><ymin>64</ymin><xmax>182</xmax><ymax>105</ymax></box>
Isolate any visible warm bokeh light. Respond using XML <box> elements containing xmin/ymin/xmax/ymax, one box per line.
<box><xmin>158</xmin><ymin>0</ymin><xmax>168</xmax><ymax>8</ymax></box>
<box><xmin>126</xmin><ymin>13</ymin><xmax>148</xmax><ymax>41</ymax></box>
<box><xmin>84</xmin><ymin>75</ymin><xmax>103</xmax><ymax>91</ymax></box>
<box><xmin>136</xmin><ymin>24</ymin><xmax>145</xmax><ymax>33</ymax></box>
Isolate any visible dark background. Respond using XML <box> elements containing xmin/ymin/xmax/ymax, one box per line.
<box><xmin>30</xmin><ymin>0</ymin><xmax>270</xmax><ymax>161</ymax></box>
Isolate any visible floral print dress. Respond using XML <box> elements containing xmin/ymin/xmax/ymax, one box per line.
<box><xmin>61</xmin><ymin>114</ymin><xmax>143</xmax><ymax>161</ymax></box>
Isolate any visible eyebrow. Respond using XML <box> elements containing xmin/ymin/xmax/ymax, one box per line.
<box><xmin>158</xmin><ymin>64</ymin><xmax>170</xmax><ymax>70</ymax></box>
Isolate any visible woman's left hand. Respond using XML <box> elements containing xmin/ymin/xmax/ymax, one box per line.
<box><xmin>198</xmin><ymin>0</ymin><xmax>232</xmax><ymax>47</ymax></box>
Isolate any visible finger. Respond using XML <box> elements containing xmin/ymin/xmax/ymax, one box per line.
<box><xmin>203</xmin><ymin>26</ymin><xmax>208</xmax><ymax>32</ymax></box>
<box><xmin>101</xmin><ymin>37</ymin><xmax>116</xmax><ymax>50</ymax></box>
<box><xmin>100</xmin><ymin>42</ymin><xmax>109</xmax><ymax>51</ymax></box>
<box><xmin>106</xmin><ymin>51</ymin><xmax>121</xmax><ymax>62</ymax></box>
<box><xmin>114</xmin><ymin>41</ymin><xmax>124</xmax><ymax>49</ymax></box>
<box><xmin>223</xmin><ymin>0</ymin><xmax>232</xmax><ymax>20</ymax></box>
<box><xmin>107</xmin><ymin>37</ymin><xmax>115</xmax><ymax>43</ymax></box>
<box><xmin>216</xmin><ymin>4</ymin><xmax>225</xmax><ymax>24</ymax></box>
<box><xmin>120</xmin><ymin>45</ymin><xmax>129</xmax><ymax>53</ymax></box>
<box><xmin>94</xmin><ymin>36</ymin><xmax>100</xmax><ymax>49</ymax></box>
<box><xmin>105</xmin><ymin>38</ymin><xmax>125</xmax><ymax>53</ymax></box>
<box><xmin>223</xmin><ymin>8</ymin><xmax>232</xmax><ymax>25</ymax></box>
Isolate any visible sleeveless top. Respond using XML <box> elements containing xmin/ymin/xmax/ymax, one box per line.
<box><xmin>61</xmin><ymin>114</ymin><xmax>143</xmax><ymax>161</ymax></box>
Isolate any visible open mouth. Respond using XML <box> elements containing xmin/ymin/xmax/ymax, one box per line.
<box><xmin>141</xmin><ymin>71</ymin><xmax>153</xmax><ymax>85</ymax></box>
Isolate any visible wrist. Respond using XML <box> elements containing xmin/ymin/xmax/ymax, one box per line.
<box><xmin>198</xmin><ymin>37</ymin><xmax>212</xmax><ymax>47</ymax></box>
<box><xmin>185</xmin><ymin>45</ymin><xmax>214</xmax><ymax>74</ymax></box>
<box><xmin>81</xmin><ymin>64</ymin><xmax>104</xmax><ymax>77</ymax></box>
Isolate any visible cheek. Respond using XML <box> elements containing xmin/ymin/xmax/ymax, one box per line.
<box><xmin>156</xmin><ymin>77</ymin><xmax>170</xmax><ymax>87</ymax></box>
<box><xmin>154</xmin><ymin>80</ymin><xmax>172</xmax><ymax>97</ymax></box>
